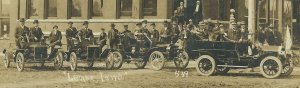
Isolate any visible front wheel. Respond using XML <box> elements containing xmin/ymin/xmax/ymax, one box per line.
<box><xmin>54</xmin><ymin>51</ymin><xmax>63</xmax><ymax>70</ymax></box>
<box><xmin>281</xmin><ymin>58</ymin><xmax>294</xmax><ymax>76</ymax></box>
<box><xmin>195</xmin><ymin>55</ymin><xmax>216</xmax><ymax>76</ymax></box>
<box><xmin>260</xmin><ymin>56</ymin><xmax>283</xmax><ymax>79</ymax></box>
<box><xmin>174</xmin><ymin>51</ymin><xmax>189</xmax><ymax>69</ymax></box>
<box><xmin>69</xmin><ymin>52</ymin><xmax>77</xmax><ymax>71</ymax></box>
<box><xmin>149</xmin><ymin>51</ymin><xmax>165</xmax><ymax>71</ymax></box>
<box><xmin>111</xmin><ymin>52</ymin><xmax>123</xmax><ymax>70</ymax></box>
<box><xmin>16</xmin><ymin>53</ymin><xmax>25</xmax><ymax>72</ymax></box>
<box><xmin>106</xmin><ymin>52</ymin><xmax>114</xmax><ymax>70</ymax></box>
<box><xmin>4</xmin><ymin>51</ymin><xmax>11</xmax><ymax>68</ymax></box>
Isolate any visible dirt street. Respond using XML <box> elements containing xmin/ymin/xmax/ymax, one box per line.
<box><xmin>0</xmin><ymin>59</ymin><xmax>299</xmax><ymax>88</ymax></box>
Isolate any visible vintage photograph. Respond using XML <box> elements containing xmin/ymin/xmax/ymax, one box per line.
<box><xmin>0</xmin><ymin>0</ymin><xmax>299</xmax><ymax>88</ymax></box>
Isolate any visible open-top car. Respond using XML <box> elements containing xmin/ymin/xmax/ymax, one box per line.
<box><xmin>191</xmin><ymin>40</ymin><xmax>293</xmax><ymax>78</ymax></box>
<box><xmin>147</xmin><ymin>39</ymin><xmax>189</xmax><ymax>71</ymax></box>
<box><xmin>65</xmin><ymin>37</ymin><xmax>115</xmax><ymax>71</ymax></box>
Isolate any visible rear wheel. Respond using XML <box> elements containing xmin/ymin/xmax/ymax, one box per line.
<box><xmin>281</xmin><ymin>58</ymin><xmax>294</xmax><ymax>76</ymax></box>
<box><xmin>106</xmin><ymin>52</ymin><xmax>114</xmax><ymax>70</ymax></box>
<box><xmin>4</xmin><ymin>51</ymin><xmax>11</xmax><ymax>68</ymax></box>
<box><xmin>149</xmin><ymin>51</ymin><xmax>165</xmax><ymax>71</ymax></box>
<box><xmin>54</xmin><ymin>51</ymin><xmax>63</xmax><ymax>70</ymax></box>
<box><xmin>111</xmin><ymin>52</ymin><xmax>123</xmax><ymax>69</ymax></box>
<box><xmin>174</xmin><ymin>51</ymin><xmax>189</xmax><ymax>69</ymax></box>
<box><xmin>87</xmin><ymin>50</ymin><xmax>96</xmax><ymax>68</ymax></box>
<box><xmin>16</xmin><ymin>53</ymin><xmax>25</xmax><ymax>72</ymax></box>
<box><xmin>260</xmin><ymin>56</ymin><xmax>283</xmax><ymax>79</ymax></box>
<box><xmin>69</xmin><ymin>52</ymin><xmax>77</xmax><ymax>71</ymax></box>
<box><xmin>196</xmin><ymin>55</ymin><xmax>216</xmax><ymax>76</ymax></box>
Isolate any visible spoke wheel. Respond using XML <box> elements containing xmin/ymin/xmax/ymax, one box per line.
<box><xmin>111</xmin><ymin>52</ymin><xmax>123</xmax><ymax>70</ymax></box>
<box><xmin>54</xmin><ymin>52</ymin><xmax>63</xmax><ymax>70</ymax></box>
<box><xmin>281</xmin><ymin>58</ymin><xmax>294</xmax><ymax>76</ymax></box>
<box><xmin>69</xmin><ymin>52</ymin><xmax>77</xmax><ymax>71</ymax></box>
<box><xmin>4</xmin><ymin>52</ymin><xmax>11</xmax><ymax>68</ymax></box>
<box><xmin>106</xmin><ymin>52</ymin><xmax>114</xmax><ymax>70</ymax></box>
<box><xmin>149</xmin><ymin>51</ymin><xmax>165</xmax><ymax>71</ymax></box>
<box><xmin>16</xmin><ymin>53</ymin><xmax>25</xmax><ymax>72</ymax></box>
<box><xmin>87</xmin><ymin>50</ymin><xmax>96</xmax><ymax>68</ymax></box>
<box><xmin>260</xmin><ymin>56</ymin><xmax>283</xmax><ymax>79</ymax></box>
<box><xmin>174</xmin><ymin>51</ymin><xmax>189</xmax><ymax>69</ymax></box>
<box><xmin>196</xmin><ymin>55</ymin><xmax>216</xmax><ymax>76</ymax></box>
<box><xmin>216</xmin><ymin>67</ymin><xmax>230</xmax><ymax>75</ymax></box>
<box><xmin>135</xmin><ymin>60</ymin><xmax>147</xmax><ymax>69</ymax></box>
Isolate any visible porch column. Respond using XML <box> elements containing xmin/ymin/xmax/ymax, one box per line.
<box><xmin>248</xmin><ymin>0</ymin><xmax>256</xmax><ymax>42</ymax></box>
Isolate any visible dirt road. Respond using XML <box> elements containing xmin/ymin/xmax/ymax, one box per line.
<box><xmin>0</xmin><ymin>60</ymin><xmax>300</xmax><ymax>88</ymax></box>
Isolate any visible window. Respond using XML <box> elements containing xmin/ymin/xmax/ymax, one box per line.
<box><xmin>28</xmin><ymin>0</ymin><xmax>40</xmax><ymax>17</ymax></box>
<box><xmin>142</xmin><ymin>0</ymin><xmax>157</xmax><ymax>16</ymax></box>
<box><xmin>0</xmin><ymin>0</ymin><xmax>10</xmax><ymax>39</ymax></box>
<box><xmin>120</xmin><ymin>0</ymin><xmax>133</xmax><ymax>17</ymax></box>
<box><xmin>1</xmin><ymin>0</ymin><xmax>9</xmax><ymax>16</ymax></box>
<box><xmin>46</xmin><ymin>0</ymin><xmax>57</xmax><ymax>17</ymax></box>
<box><xmin>70</xmin><ymin>0</ymin><xmax>83</xmax><ymax>17</ymax></box>
<box><xmin>91</xmin><ymin>0</ymin><xmax>104</xmax><ymax>17</ymax></box>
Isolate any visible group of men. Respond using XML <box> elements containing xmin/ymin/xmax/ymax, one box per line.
<box><xmin>14</xmin><ymin>17</ymin><xmax>283</xmax><ymax>56</ymax></box>
<box><xmin>173</xmin><ymin>1</ymin><xmax>202</xmax><ymax>25</ymax></box>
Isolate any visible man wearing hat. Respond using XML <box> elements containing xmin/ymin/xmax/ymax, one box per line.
<box><xmin>141</xmin><ymin>20</ymin><xmax>151</xmax><ymax>36</ymax></box>
<box><xmin>265</xmin><ymin>24</ymin><xmax>282</xmax><ymax>45</ymax></box>
<box><xmin>78</xmin><ymin>21</ymin><xmax>94</xmax><ymax>42</ymax></box>
<box><xmin>122</xmin><ymin>25</ymin><xmax>131</xmax><ymax>34</ymax></box>
<box><xmin>193</xmin><ymin>0</ymin><xmax>202</xmax><ymax>24</ymax></box>
<box><xmin>107</xmin><ymin>23</ymin><xmax>119</xmax><ymax>49</ymax></box>
<box><xmin>122</xmin><ymin>25</ymin><xmax>134</xmax><ymax>51</ymax></box>
<box><xmin>66</xmin><ymin>21</ymin><xmax>78</xmax><ymax>51</ymax></box>
<box><xmin>134</xmin><ymin>22</ymin><xmax>147</xmax><ymax>52</ymax></box>
<box><xmin>30</xmin><ymin>20</ymin><xmax>44</xmax><ymax>42</ymax></box>
<box><xmin>47</xmin><ymin>25</ymin><xmax>62</xmax><ymax>60</ymax></box>
<box><xmin>171</xmin><ymin>21</ymin><xmax>180</xmax><ymax>43</ymax></box>
<box><xmin>238</xmin><ymin>23</ymin><xmax>248</xmax><ymax>42</ymax></box>
<box><xmin>14</xmin><ymin>18</ymin><xmax>30</xmax><ymax>48</ymax></box>
<box><xmin>98</xmin><ymin>28</ymin><xmax>107</xmax><ymax>52</ymax></box>
<box><xmin>150</xmin><ymin>23</ymin><xmax>159</xmax><ymax>44</ymax></box>
<box><xmin>160</xmin><ymin>20</ymin><xmax>172</xmax><ymax>43</ymax></box>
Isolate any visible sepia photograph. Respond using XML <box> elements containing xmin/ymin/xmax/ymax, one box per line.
<box><xmin>0</xmin><ymin>0</ymin><xmax>299</xmax><ymax>88</ymax></box>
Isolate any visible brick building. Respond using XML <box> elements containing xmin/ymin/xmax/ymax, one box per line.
<box><xmin>0</xmin><ymin>0</ymin><xmax>297</xmax><ymax>45</ymax></box>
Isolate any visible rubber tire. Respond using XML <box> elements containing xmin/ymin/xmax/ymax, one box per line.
<box><xmin>260</xmin><ymin>56</ymin><xmax>283</xmax><ymax>79</ymax></box>
<box><xmin>149</xmin><ymin>51</ymin><xmax>165</xmax><ymax>71</ymax></box>
<box><xmin>54</xmin><ymin>52</ymin><xmax>63</xmax><ymax>70</ymax></box>
<box><xmin>16</xmin><ymin>53</ymin><xmax>25</xmax><ymax>72</ymax></box>
<box><xmin>196</xmin><ymin>55</ymin><xmax>216</xmax><ymax>76</ymax></box>
<box><xmin>174</xmin><ymin>51</ymin><xmax>189</xmax><ymax>69</ymax></box>
<box><xmin>69</xmin><ymin>52</ymin><xmax>77</xmax><ymax>71</ymax></box>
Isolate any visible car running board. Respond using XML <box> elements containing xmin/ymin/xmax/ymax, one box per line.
<box><xmin>217</xmin><ymin>65</ymin><xmax>248</xmax><ymax>68</ymax></box>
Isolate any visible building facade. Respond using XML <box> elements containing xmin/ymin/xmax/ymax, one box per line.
<box><xmin>1</xmin><ymin>0</ymin><xmax>297</xmax><ymax>44</ymax></box>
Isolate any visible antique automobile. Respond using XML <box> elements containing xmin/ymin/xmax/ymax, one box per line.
<box><xmin>2</xmin><ymin>36</ymin><xmax>64</xmax><ymax>72</ymax></box>
<box><xmin>147</xmin><ymin>39</ymin><xmax>189</xmax><ymax>71</ymax></box>
<box><xmin>65</xmin><ymin>37</ymin><xmax>114</xmax><ymax>71</ymax></box>
<box><xmin>191</xmin><ymin>40</ymin><xmax>293</xmax><ymax>78</ymax></box>
<box><xmin>110</xmin><ymin>33</ymin><xmax>155</xmax><ymax>70</ymax></box>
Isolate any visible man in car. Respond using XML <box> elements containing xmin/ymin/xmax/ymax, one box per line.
<box><xmin>30</xmin><ymin>20</ymin><xmax>44</xmax><ymax>42</ymax></box>
<box><xmin>15</xmin><ymin>18</ymin><xmax>30</xmax><ymax>48</ymax></box>
<box><xmin>66</xmin><ymin>21</ymin><xmax>78</xmax><ymax>51</ymax></box>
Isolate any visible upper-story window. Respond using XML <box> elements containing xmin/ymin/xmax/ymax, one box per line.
<box><xmin>46</xmin><ymin>0</ymin><xmax>58</xmax><ymax>17</ymax></box>
<box><xmin>120</xmin><ymin>0</ymin><xmax>133</xmax><ymax>17</ymax></box>
<box><xmin>28</xmin><ymin>0</ymin><xmax>40</xmax><ymax>17</ymax></box>
<box><xmin>91</xmin><ymin>0</ymin><xmax>104</xmax><ymax>17</ymax></box>
<box><xmin>142</xmin><ymin>0</ymin><xmax>157</xmax><ymax>16</ymax></box>
<box><xmin>70</xmin><ymin>0</ymin><xmax>83</xmax><ymax>17</ymax></box>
